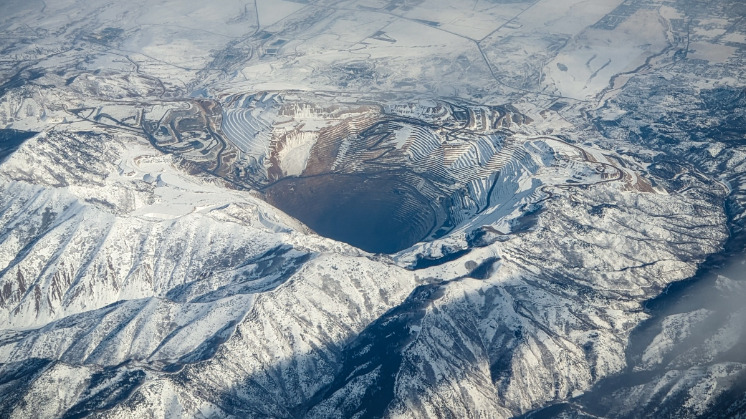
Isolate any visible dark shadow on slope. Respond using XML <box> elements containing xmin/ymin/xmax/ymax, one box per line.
<box><xmin>0</xmin><ymin>129</ymin><xmax>36</xmax><ymax>163</ymax></box>
<box><xmin>410</xmin><ymin>248</ymin><xmax>471</xmax><ymax>270</ymax></box>
<box><xmin>62</xmin><ymin>364</ymin><xmax>146</xmax><ymax>419</ymax></box>
<box><xmin>166</xmin><ymin>319</ymin><xmax>241</xmax><ymax>372</ymax></box>
<box><xmin>0</xmin><ymin>68</ymin><xmax>44</xmax><ymax>98</ymax></box>
<box><xmin>0</xmin><ymin>358</ymin><xmax>53</xmax><ymax>417</ymax></box>
<box><xmin>468</xmin><ymin>257</ymin><xmax>500</xmax><ymax>280</ymax></box>
<box><xmin>296</xmin><ymin>284</ymin><xmax>444</xmax><ymax>418</ymax></box>
<box><xmin>517</xmin><ymin>402</ymin><xmax>598</xmax><ymax>419</ymax></box>
<box><xmin>0</xmin><ymin>358</ymin><xmax>145</xmax><ymax>419</ymax></box>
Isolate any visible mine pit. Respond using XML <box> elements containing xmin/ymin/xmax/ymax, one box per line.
<box><xmin>263</xmin><ymin>172</ymin><xmax>440</xmax><ymax>254</ymax></box>
<box><xmin>146</xmin><ymin>94</ymin><xmax>523</xmax><ymax>254</ymax></box>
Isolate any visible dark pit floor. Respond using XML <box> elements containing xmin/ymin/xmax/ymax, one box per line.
<box><xmin>264</xmin><ymin>173</ymin><xmax>438</xmax><ymax>254</ymax></box>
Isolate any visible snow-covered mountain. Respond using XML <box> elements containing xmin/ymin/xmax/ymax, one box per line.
<box><xmin>0</xmin><ymin>98</ymin><xmax>731</xmax><ymax>417</ymax></box>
